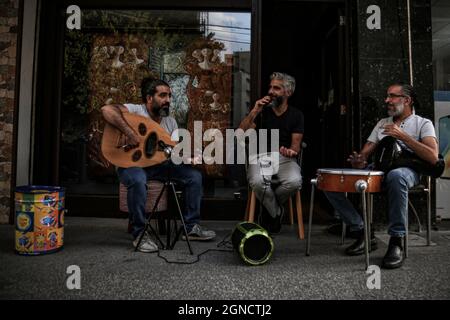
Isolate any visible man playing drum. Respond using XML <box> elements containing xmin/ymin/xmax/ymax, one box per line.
<box><xmin>239</xmin><ymin>72</ymin><xmax>304</xmax><ymax>233</ymax></box>
<box><xmin>325</xmin><ymin>83</ymin><xmax>438</xmax><ymax>269</ymax></box>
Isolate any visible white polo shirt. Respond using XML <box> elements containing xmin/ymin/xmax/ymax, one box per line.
<box><xmin>124</xmin><ymin>103</ymin><xmax>179</xmax><ymax>141</ymax></box>
<box><xmin>367</xmin><ymin>114</ymin><xmax>437</xmax><ymax>151</ymax></box>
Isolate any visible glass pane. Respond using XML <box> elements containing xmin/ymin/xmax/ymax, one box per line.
<box><xmin>439</xmin><ymin>116</ymin><xmax>450</xmax><ymax>178</ymax></box>
<box><xmin>60</xmin><ymin>10</ymin><xmax>251</xmax><ymax>198</ymax></box>
<box><xmin>432</xmin><ymin>2</ymin><xmax>450</xmax><ymax>180</ymax></box>
<box><xmin>432</xmin><ymin>2</ymin><xmax>450</xmax><ymax>91</ymax></box>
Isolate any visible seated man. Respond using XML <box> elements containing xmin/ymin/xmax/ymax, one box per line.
<box><xmin>101</xmin><ymin>77</ymin><xmax>216</xmax><ymax>253</ymax></box>
<box><xmin>325</xmin><ymin>82</ymin><xmax>438</xmax><ymax>269</ymax></box>
<box><xmin>239</xmin><ymin>72</ymin><xmax>304</xmax><ymax>233</ymax></box>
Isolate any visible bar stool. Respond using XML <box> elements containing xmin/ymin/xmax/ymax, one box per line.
<box><xmin>244</xmin><ymin>143</ymin><xmax>306</xmax><ymax>239</ymax></box>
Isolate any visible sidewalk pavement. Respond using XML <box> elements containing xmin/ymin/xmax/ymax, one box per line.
<box><xmin>1</xmin><ymin>217</ymin><xmax>450</xmax><ymax>300</ymax></box>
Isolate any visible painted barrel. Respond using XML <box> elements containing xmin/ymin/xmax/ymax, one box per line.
<box><xmin>15</xmin><ymin>186</ymin><xmax>65</xmax><ymax>255</ymax></box>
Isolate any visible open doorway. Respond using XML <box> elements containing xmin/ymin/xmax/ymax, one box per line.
<box><xmin>261</xmin><ymin>0</ymin><xmax>353</xmax><ymax>221</ymax></box>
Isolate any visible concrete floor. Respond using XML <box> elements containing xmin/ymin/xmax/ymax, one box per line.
<box><xmin>1</xmin><ymin>217</ymin><xmax>450</xmax><ymax>300</ymax></box>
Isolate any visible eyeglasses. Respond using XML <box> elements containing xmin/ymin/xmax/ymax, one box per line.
<box><xmin>386</xmin><ymin>93</ymin><xmax>407</xmax><ymax>99</ymax></box>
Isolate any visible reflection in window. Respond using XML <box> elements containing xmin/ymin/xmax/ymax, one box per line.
<box><xmin>60</xmin><ymin>10</ymin><xmax>251</xmax><ymax>196</ymax></box>
<box><xmin>439</xmin><ymin>116</ymin><xmax>450</xmax><ymax>178</ymax></box>
<box><xmin>432</xmin><ymin>2</ymin><xmax>450</xmax><ymax>91</ymax></box>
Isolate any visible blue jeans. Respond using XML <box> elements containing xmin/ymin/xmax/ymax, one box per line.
<box><xmin>117</xmin><ymin>161</ymin><xmax>203</xmax><ymax>239</ymax></box>
<box><xmin>324</xmin><ymin>167</ymin><xmax>419</xmax><ymax>237</ymax></box>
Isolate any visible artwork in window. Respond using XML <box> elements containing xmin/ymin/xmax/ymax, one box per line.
<box><xmin>183</xmin><ymin>35</ymin><xmax>233</xmax><ymax>178</ymax></box>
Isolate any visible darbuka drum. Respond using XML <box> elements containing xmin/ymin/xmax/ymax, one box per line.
<box><xmin>316</xmin><ymin>168</ymin><xmax>384</xmax><ymax>193</ymax></box>
<box><xmin>231</xmin><ymin>222</ymin><xmax>274</xmax><ymax>266</ymax></box>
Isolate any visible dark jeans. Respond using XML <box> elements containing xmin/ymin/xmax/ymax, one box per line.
<box><xmin>324</xmin><ymin>167</ymin><xmax>420</xmax><ymax>237</ymax></box>
<box><xmin>117</xmin><ymin>161</ymin><xmax>203</xmax><ymax>239</ymax></box>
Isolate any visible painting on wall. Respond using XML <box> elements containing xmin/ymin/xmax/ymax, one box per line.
<box><xmin>84</xmin><ymin>33</ymin><xmax>233</xmax><ymax>180</ymax></box>
<box><xmin>183</xmin><ymin>35</ymin><xmax>233</xmax><ymax>178</ymax></box>
<box><xmin>86</xmin><ymin>34</ymin><xmax>156</xmax><ymax>178</ymax></box>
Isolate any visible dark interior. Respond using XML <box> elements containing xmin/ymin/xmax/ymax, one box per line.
<box><xmin>260</xmin><ymin>1</ymin><xmax>351</xmax><ymax>219</ymax></box>
<box><xmin>34</xmin><ymin>1</ymin><xmax>353</xmax><ymax>221</ymax></box>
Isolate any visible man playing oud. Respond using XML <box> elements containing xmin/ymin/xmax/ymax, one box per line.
<box><xmin>101</xmin><ymin>77</ymin><xmax>216</xmax><ymax>253</ymax></box>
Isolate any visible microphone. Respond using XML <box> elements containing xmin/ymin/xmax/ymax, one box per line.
<box><xmin>265</xmin><ymin>96</ymin><xmax>282</xmax><ymax>108</ymax></box>
<box><xmin>259</xmin><ymin>156</ymin><xmax>273</xmax><ymax>186</ymax></box>
<box><xmin>158</xmin><ymin>140</ymin><xmax>173</xmax><ymax>157</ymax></box>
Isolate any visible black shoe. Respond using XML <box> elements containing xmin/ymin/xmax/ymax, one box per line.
<box><xmin>327</xmin><ymin>222</ymin><xmax>359</xmax><ymax>239</ymax></box>
<box><xmin>345</xmin><ymin>230</ymin><xmax>378</xmax><ymax>256</ymax></box>
<box><xmin>269</xmin><ymin>207</ymin><xmax>283</xmax><ymax>234</ymax></box>
<box><xmin>382</xmin><ymin>236</ymin><xmax>404</xmax><ymax>269</ymax></box>
<box><xmin>258</xmin><ymin>206</ymin><xmax>282</xmax><ymax>234</ymax></box>
<box><xmin>327</xmin><ymin>222</ymin><xmax>346</xmax><ymax>236</ymax></box>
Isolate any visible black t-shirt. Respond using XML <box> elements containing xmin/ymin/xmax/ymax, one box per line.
<box><xmin>255</xmin><ymin>106</ymin><xmax>304</xmax><ymax>152</ymax></box>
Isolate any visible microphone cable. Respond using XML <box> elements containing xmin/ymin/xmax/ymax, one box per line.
<box><xmin>149</xmin><ymin>230</ymin><xmax>234</xmax><ymax>265</ymax></box>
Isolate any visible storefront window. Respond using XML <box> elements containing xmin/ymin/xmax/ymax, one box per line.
<box><xmin>432</xmin><ymin>0</ymin><xmax>450</xmax><ymax>223</ymax></box>
<box><xmin>432</xmin><ymin>1</ymin><xmax>450</xmax><ymax>180</ymax></box>
<box><xmin>432</xmin><ymin>1</ymin><xmax>450</xmax><ymax>92</ymax></box>
<box><xmin>60</xmin><ymin>10</ymin><xmax>251</xmax><ymax>197</ymax></box>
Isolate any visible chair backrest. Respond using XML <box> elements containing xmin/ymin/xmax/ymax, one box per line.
<box><xmin>409</xmin><ymin>175</ymin><xmax>431</xmax><ymax>193</ymax></box>
<box><xmin>298</xmin><ymin>141</ymin><xmax>307</xmax><ymax>168</ymax></box>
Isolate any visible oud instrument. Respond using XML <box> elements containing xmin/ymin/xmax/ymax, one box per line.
<box><xmin>101</xmin><ymin>113</ymin><xmax>175</xmax><ymax>168</ymax></box>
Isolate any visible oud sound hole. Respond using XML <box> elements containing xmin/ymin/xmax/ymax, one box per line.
<box><xmin>145</xmin><ymin>132</ymin><xmax>157</xmax><ymax>158</ymax></box>
<box><xmin>138</xmin><ymin>123</ymin><xmax>147</xmax><ymax>136</ymax></box>
<box><xmin>132</xmin><ymin>150</ymin><xmax>142</xmax><ymax>162</ymax></box>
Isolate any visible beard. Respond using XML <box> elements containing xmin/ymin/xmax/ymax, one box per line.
<box><xmin>387</xmin><ymin>102</ymin><xmax>404</xmax><ymax>117</ymax></box>
<box><xmin>268</xmin><ymin>95</ymin><xmax>284</xmax><ymax>108</ymax></box>
<box><xmin>153</xmin><ymin>102</ymin><xmax>170</xmax><ymax>117</ymax></box>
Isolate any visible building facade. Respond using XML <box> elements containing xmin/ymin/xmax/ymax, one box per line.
<box><xmin>1</xmin><ymin>0</ymin><xmax>448</xmax><ymax>224</ymax></box>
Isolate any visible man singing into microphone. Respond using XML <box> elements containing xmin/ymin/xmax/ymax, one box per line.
<box><xmin>239</xmin><ymin>72</ymin><xmax>304</xmax><ymax>233</ymax></box>
<box><xmin>101</xmin><ymin>77</ymin><xmax>216</xmax><ymax>253</ymax></box>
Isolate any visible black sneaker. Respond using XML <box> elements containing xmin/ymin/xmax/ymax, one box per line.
<box><xmin>259</xmin><ymin>206</ymin><xmax>283</xmax><ymax>234</ymax></box>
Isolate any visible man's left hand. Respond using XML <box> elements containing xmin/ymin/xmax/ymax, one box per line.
<box><xmin>280</xmin><ymin>146</ymin><xmax>298</xmax><ymax>158</ymax></box>
<box><xmin>382</xmin><ymin>124</ymin><xmax>407</xmax><ymax>140</ymax></box>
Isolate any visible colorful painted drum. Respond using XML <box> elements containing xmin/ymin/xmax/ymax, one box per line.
<box><xmin>15</xmin><ymin>185</ymin><xmax>65</xmax><ymax>255</ymax></box>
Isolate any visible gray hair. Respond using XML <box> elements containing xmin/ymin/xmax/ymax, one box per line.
<box><xmin>270</xmin><ymin>72</ymin><xmax>296</xmax><ymax>95</ymax></box>
<box><xmin>391</xmin><ymin>82</ymin><xmax>419</xmax><ymax>110</ymax></box>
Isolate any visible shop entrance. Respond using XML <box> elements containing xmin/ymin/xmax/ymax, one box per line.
<box><xmin>261</xmin><ymin>0</ymin><xmax>354</xmax><ymax>219</ymax></box>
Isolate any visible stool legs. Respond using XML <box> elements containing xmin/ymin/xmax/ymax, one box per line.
<box><xmin>248</xmin><ymin>191</ymin><xmax>256</xmax><ymax>223</ymax></box>
<box><xmin>341</xmin><ymin>222</ymin><xmax>346</xmax><ymax>245</ymax></box>
<box><xmin>288</xmin><ymin>198</ymin><xmax>294</xmax><ymax>225</ymax></box>
<box><xmin>295</xmin><ymin>191</ymin><xmax>305</xmax><ymax>239</ymax></box>
<box><xmin>426</xmin><ymin>176</ymin><xmax>432</xmax><ymax>246</ymax></box>
<box><xmin>341</xmin><ymin>192</ymin><xmax>348</xmax><ymax>245</ymax></box>
<box><xmin>361</xmin><ymin>191</ymin><xmax>370</xmax><ymax>270</ymax></box>
<box><xmin>405</xmin><ymin>211</ymin><xmax>409</xmax><ymax>258</ymax></box>
<box><xmin>306</xmin><ymin>179</ymin><xmax>317</xmax><ymax>256</ymax></box>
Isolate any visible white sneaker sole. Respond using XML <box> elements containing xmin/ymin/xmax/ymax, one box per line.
<box><xmin>182</xmin><ymin>235</ymin><xmax>215</xmax><ymax>241</ymax></box>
